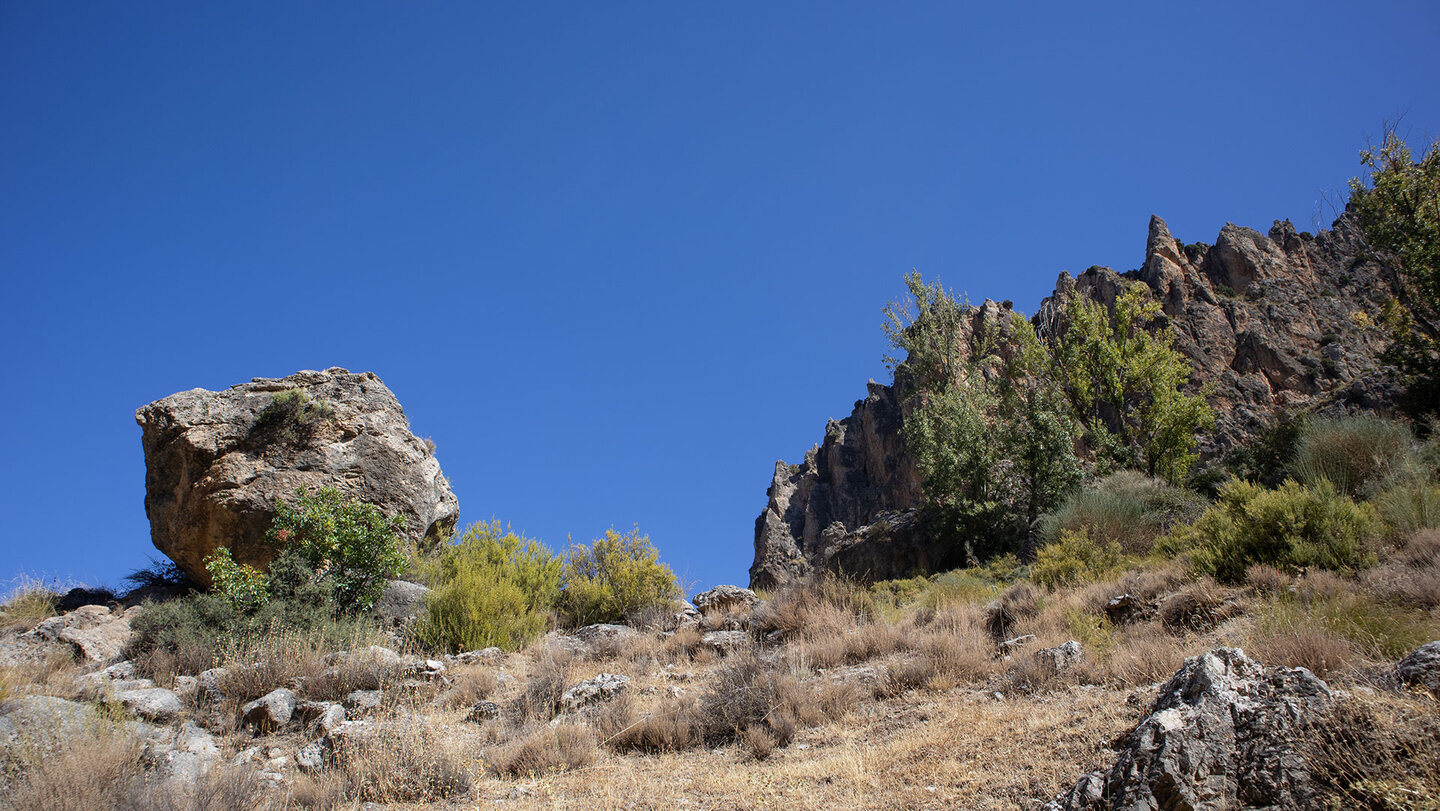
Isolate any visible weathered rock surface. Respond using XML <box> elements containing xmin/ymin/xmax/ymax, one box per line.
<box><xmin>373</xmin><ymin>580</ymin><xmax>431</xmax><ymax>627</ymax></box>
<box><xmin>29</xmin><ymin>604</ymin><xmax>135</xmax><ymax>663</ymax></box>
<box><xmin>560</xmin><ymin>673</ymin><xmax>630</xmax><ymax>713</ymax></box>
<box><xmin>0</xmin><ymin>695</ymin><xmax>95</xmax><ymax>750</ymax></box>
<box><xmin>691</xmin><ymin>585</ymin><xmax>761</xmax><ymax>613</ymax></box>
<box><xmin>135</xmin><ymin>368</ymin><xmax>459</xmax><ymax>583</ymax></box>
<box><xmin>117</xmin><ymin>686</ymin><xmax>184</xmax><ymax>722</ymax></box>
<box><xmin>1395</xmin><ymin>640</ymin><xmax>1440</xmax><ymax>695</ymax></box>
<box><xmin>242</xmin><ymin>687</ymin><xmax>298</xmax><ymax>733</ymax></box>
<box><xmin>753</xmin><ymin>213</ymin><xmax>1397</xmax><ymax>587</ymax></box>
<box><xmin>1043</xmin><ymin>647</ymin><xmax>1333</xmax><ymax>811</ymax></box>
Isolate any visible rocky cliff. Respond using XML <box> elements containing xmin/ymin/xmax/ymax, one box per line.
<box><xmin>136</xmin><ymin>368</ymin><xmax>459</xmax><ymax>585</ymax></box>
<box><xmin>751</xmin><ymin>213</ymin><xmax>1398</xmax><ymax>588</ymax></box>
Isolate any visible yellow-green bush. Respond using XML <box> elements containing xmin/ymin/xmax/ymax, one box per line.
<box><xmin>559</xmin><ymin>527</ymin><xmax>679</xmax><ymax>627</ymax></box>
<box><xmin>1160</xmin><ymin>479</ymin><xmax>1377</xmax><ymax>583</ymax></box>
<box><xmin>1037</xmin><ymin>470</ymin><xmax>1206</xmax><ymax>555</ymax></box>
<box><xmin>1031</xmin><ymin>529</ymin><xmax>1124</xmax><ymax>589</ymax></box>
<box><xmin>1291</xmin><ymin>415</ymin><xmax>1415</xmax><ymax>498</ymax></box>
<box><xmin>1372</xmin><ymin>482</ymin><xmax>1440</xmax><ymax>537</ymax></box>
<box><xmin>415</xmin><ymin>522</ymin><xmax>562</xmax><ymax>652</ymax></box>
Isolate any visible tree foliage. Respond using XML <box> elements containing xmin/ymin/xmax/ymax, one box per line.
<box><xmin>268</xmin><ymin>487</ymin><xmax>408</xmax><ymax>613</ymax></box>
<box><xmin>560</xmin><ymin>527</ymin><xmax>681</xmax><ymax>627</ymax></box>
<box><xmin>1049</xmin><ymin>283</ymin><xmax>1215</xmax><ymax>483</ymax></box>
<box><xmin>1349</xmin><ymin>130</ymin><xmax>1440</xmax><ymax>417</ymax></box>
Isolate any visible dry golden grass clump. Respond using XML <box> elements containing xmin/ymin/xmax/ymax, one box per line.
<box><xmin>334</xmin><ymin>717</ymin><xmax>477</xmax><ymax>802</ymax></box>
<box><xmin>487</xmin><ymin>724</ymin><xmax>596</xmax><ymax>777</ymax></box>
<box><xmin>0</xmin><ymin>581</ymin><xmax>59</xmax><ymax>634</ymax></box>
<box><xmin>1302</xmin><ymin>690</ymin><xmax>1440</xmax><ymax>808</ymax></box>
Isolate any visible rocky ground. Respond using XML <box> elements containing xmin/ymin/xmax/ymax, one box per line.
<box><xmin>3</xmin><ymin>576</ymin><xmax>1437</xmax><ymax>811</ymax></box>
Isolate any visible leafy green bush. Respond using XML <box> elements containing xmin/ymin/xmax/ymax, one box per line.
<box><xmin>204</xmin><ymin>547</ymin><xmax>268</xmax><ymax>611</ymax></box>
<box><xmin>1160</xmin><ymin>479</ymin><xmax>1378</xmax><ymax>583</ymax></box>
<box><xmin>1031</xmin><ymin>529</ymin><xmax>1124</xmax><ymax>589</ymax></box>
<box><xmin>1291</xmin><ymin>415</ymin><xmax>1414</xmax><ymax>498</ymax></box>
<box><xmin>268</xmin><ymin>487</ymin><xmax>407</xmax><ymax>612</ymax></box>
<box><xmin>559</xmin><ymin>527</ymin><xmax>680</xmax><ymax>627</ymax></box>
<box><xmin>414</xmin><ymin>522</ymin><xmax>562</xmax><ymax>652</ymax></box>
<box><xmin>1037</xmin><ymin>470</ymin><xmax>1206</xmax><ymax>555</ymax></box>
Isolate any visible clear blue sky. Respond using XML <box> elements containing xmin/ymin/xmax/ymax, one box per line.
<box><xmin>3</xmin><ymin>2</ymin><xmax>1438</xmax><ymax>594</ymax></box>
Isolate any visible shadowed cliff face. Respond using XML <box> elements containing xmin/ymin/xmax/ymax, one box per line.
<box><xmin>751</xmin><ymin>213</ymin><xmax>1399</xmax><ymax>589</ymax></box>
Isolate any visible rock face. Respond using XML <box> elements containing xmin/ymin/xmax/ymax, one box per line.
<box><xmin>752</xmin><ymin>213</ymin><xmax>1397</xmax><ymax>587</ymax></box>
<box><xmin>1043</xmin><ymin>648</ymin><xmax>1333</xmax><ymax>811</ymax></box>
<box><xmin>29</xmin><ymin>604</ymin><xmax>136</xmax><ymax>663</ymax></box>
<box><xmin>136</xmin><ymin>368</ymin><xmax>459</xmax><ymax>584</ymax></box>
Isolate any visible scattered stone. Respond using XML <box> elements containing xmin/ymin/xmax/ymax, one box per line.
<box><xmin>1042</xmin><ymin>648</ymin><xmax>1333</xmax><ymax>811</ymax></box>
<box><xmin>296</xmin><ymin>701</ymin><xmax>346</xmax><ymax>734</ymax></box>
<box><xmin>700</xmin><ymin>630</ymin><xmax>750</xmax><ymax>653</ymax></box>
<box><xmin>453</xmin><ymin>647</ymin><xmax>503</xmax><ymax>665</ymax></box>
<box><xmin>404</xmin><ymin>657</ymin><xmax>447</xmax><ymax>678</ymax></box>
<box><xmin>1395</xmin><ymin>640</ymin><xmax>1440</xmax><ymax>695</ymax></box>
<box><xmin>242</xmin><ymin>688</ymin><xmax>298</xmax><ymax>733</ymax></box>
<box><xmin>117</xmin><ymin>687</ymin><xmax>184</xmax><ymax>722</ymax></box>
<box><xmin>1105</xmin><ymin>594</ymin><xmax>1156</xmax><ymax>625</ymax></box>
<box><xmin>560</xmin><ymin>673</ymin><xmax>630</xmax><ymax>713</ymax></box>
<box><xmin>691</xmin><ymin>585</ymin><xmax>759</xmax><ymax>613</ymax></box>
<box><xmin>574</xmin><ymin>623</ymin><xmax>636</xmax><ymax>643</ymax></box>
<box><xmin>172</xmin><ymin>675</ymin><xmax>199</xmax><ymax>704</ymax></box>
<box><xmin>1035</xmin><ymin>640</ymin><xmax>1084</xmax><ymax>674</ymax></box>
<box><xmin>295</xmin><ymin>739</ymin><xmax>331</xmax><ymax>774</ymax></box>
<box><xmin>134</xmin><ymin>368</ymin><xmax>460</xmax><ymax>584</ymax></box>
<box><xmin>197</xmin><ymin>668</ymin><xmax>228</xmax><ymax>703</ymax></box>
<box><xmin>344</xmin><ymin>689</ymin><xmax>383</xmax><ymax>713</ymax></box>
<box><xmin>466</xmin><ymin>700</ymin><xmax>502</xmax><ymax>723</ymax></box>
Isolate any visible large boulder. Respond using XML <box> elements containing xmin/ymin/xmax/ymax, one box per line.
<box><xmin>28</xmin><ymin>604</ymin><xmax>135</xmax><ymax>663</ymax></box>
<box><xmin>135</xmin><ymin>368</ymin><xmax>458</xmax><ymax>583</ymax></box>
<box><xmin>1042</xmin><ymin>648</ymin><xmax>1333</xmax><ymax>811</ymax></box>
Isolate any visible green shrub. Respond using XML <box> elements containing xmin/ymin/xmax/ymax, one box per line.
<box><xmin>204</xmin><ymin>547</ymin><xmax>268</xmax><ymax>611</ymax></box>
<box><xmin>250</xmin><ymin>388</ymin><xmax>335</xmax><ymax>445</ymax></box>
<box><xmin>268</xmin><ymin>486</ymin><xmax>407</xmax><ymax>613</ymax></box>
<box><xmin>126</xmin><ymin>548</ymin><xmax>377</xmax><ymax>671</ymax></box>
<box><xmin>414</xmin><ymin>522</ymin><xmax>562</xmax><ymax>652</ymax></box>
<box><xmin>1291</xmin><ymin>415</ymin><xmax>1415</xmax><ymax>498</ymax></box>
<box><xmin>1031</xmin><ymin>529</ymin><xmax>1124</xmax><ymax>590</ymax></box>
<box><xmin>559</xmin><ymin>527</ymin><xmax>680</xmax><ymax>627</ymax></box>
<box><xmin>1037</xmin><ymin>470</ymin><xmax>1206</xmax><ymax>555</ymax></box>
<box><xmin>1160</xmin><ymin>479</ymin><xmax>1378</xmax><ymax>583</ymax></box>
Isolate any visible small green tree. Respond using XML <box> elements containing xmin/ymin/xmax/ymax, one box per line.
<box><xmin>1049</xmin><ymin>283</ymin><xmax>1214</xmax><ymax>483</ymax></box>
<box><xmin>559</xmin><ymin>527</ymin><xmax>680</xmax><ymax>627</ymax></box>
<box><xmin>415</xmin><ymin>521</ymin><xmax>563</xmax><ymax>652</ymax></box>
<box><xmin>267</xmin><ymin>487</ymin><xmax>407</xmax><ymax>613</ymax></box>
<box><xmin>1349</xmin><ymin>130</ymin><xmax>1440</xmax><ymax>418</ymax></box>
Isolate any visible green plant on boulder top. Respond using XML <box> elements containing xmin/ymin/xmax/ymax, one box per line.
<box><xmin>414</xmin><ymin>521</ymin><xmax>563</xmax><ymax>652</ymax></box>
<box><xmin>268</xmin><ymin>486</ymin><xmax>407</xmax><ymax>613</ymax></box>
<box><xmin>250</xmin><ymin>388</ymin><xmax>336</xmax><ymax>445</ymax></box>
<box><xmin>204</xmin><ymin>547</ymin><xmax>268</xmax><ymax>611</ymax></box>
<box><xmin>559</xmin><ymin>526</ymin><xmax>680</xmax><ymax>628</ymax></box>
<box><xmin>1159</xmin><ymin>479</ymin><xmax>1378</xmax><ymax>583</ymax></box>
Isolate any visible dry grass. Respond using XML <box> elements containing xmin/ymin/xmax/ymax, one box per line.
<box><xmin>1302</xmin><ymin>690</ymin><xmax>1440</xmax><ymax>808</ymax></box>
<box><xmin>598</xmin><ymin>693</ymin><xmax>706</xmax><ymax>753</ymax></box>
<box><xmin>436</xmin><ymin>665</ymin><xmax>499</xmax><ymax>709</ymax></box>
<box><xmin>488</xmin><ymin>724</ymin><xmax>596</xmax><ymax>777</ymax></box>
<box><xmin>515</xmin><ymin>647</ymin><xmax>573</xmax><ymax>723</ymax></box>
<box><xmin>335</xmin><ymin>717</ymin><xmax>476</xmax><ymax>802</ymax></box>
<box><xmin>1245</xmin><ymin>564</ymin><xmax>1293</xmax><ymax>596</ymax></box>
<box><xmin>0</xmin><ymin>581</ymin><xmax>59</xmax><ymax>634</ymax></box>
<box><xmin>1158</xmin><ymin>579</ymin><xmax>1237</xmax><ymax>632</ymax></box>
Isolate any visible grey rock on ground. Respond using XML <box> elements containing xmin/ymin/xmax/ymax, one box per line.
<box><xmin>373</xmin><ymin>580</ymin><xmax>430</xmax><ymax>627</ymax></box>
<box><xmin>135</xmin><ymin>368</ymin><xmax>459</xmax><ymax>584</ymax></box>
<box><xmin>117</xmin><ymin>687</ymin><xmax>184</xmax><ymax>722</ymax></box>
<box><xmin>560</xmin><ymin>673</ymin><xmax>630</xmax><ymax>713</ymax></box>
<box><xmin>692</xmin><ymin>585</ymin><xmax>760</xmax><ymax>613</ymax></box>
<box><xmin>1043</xmin><ymin>647</ymin><xmax>1333</xmax><ymax>811</ymax></box>
<box><xmin>0</xmin><ymin>695</ymin><xmax>96</xmax><ymax>750</ymax></box>
<box><xmin>574</xmin><ymin>623</ymin><xmax>637</xmax><ymax>643</ymax></box>
<box><xmin>1035</xmin><ymin>640</ymin><xmax>1084</xmax><ymax>674</ymax></box>
<box><xmin>242</xmin><ymin>688</ymin><xmax>298</xmax><ymax>733</ymax></box>
<box><xmin>700</xmin><ymin>630</ymin><xmax>750</xmax><ymax>653</ymax></box>
<box><xmin>1395</xmin><ymin>640</ymin><xmax>1440</xmax><ymax>695</ymax></box>
<box><xmin>344</xmin><ymin>689</ymin><xmax>384</xmax><ymax>714</ymax></box>
<box><xmin>466</xmin><ymin>700</ymin><xmax>502</xmax><ymax>723</ymax></box>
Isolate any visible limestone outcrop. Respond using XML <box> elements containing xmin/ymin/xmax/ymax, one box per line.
<box><xmin>752</xmin><ymin>213</ymin><xmax>1397</xmax><ymax>587</ymax></box>
<box><xmin>136</xmin><ymin>368</ymin><xmax>458</xmax><ymax>584</ymax></box>
<box><xmin>1042</xmin><ymin>648</ymin><xmax>1334</xmax><ymax>810</ymax></box>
